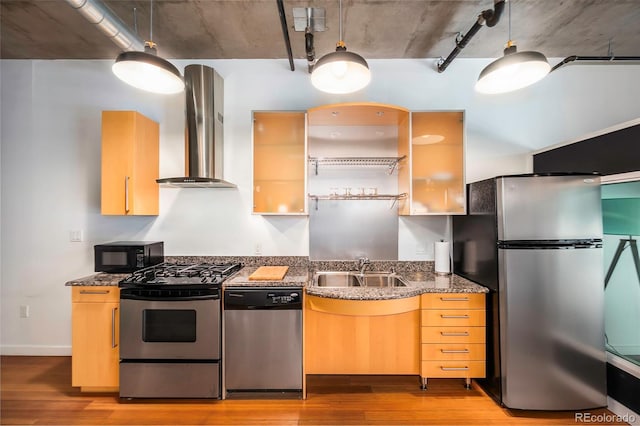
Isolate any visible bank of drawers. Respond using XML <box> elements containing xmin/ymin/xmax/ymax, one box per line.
<box><xmin>420</xmin><ymin>293</ymin><xmax>486</xmax><ymax>383</ymax></box>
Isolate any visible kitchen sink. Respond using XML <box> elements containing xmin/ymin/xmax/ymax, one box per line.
<box><xmin>314</xmin><ymin>271</ymin><xmax>361</xmax><ymax>287</ymax></box>
<box><xmin>359</xmin><ymin>273</ymin><xmax>407</xmax><ymax>287</ymax></box>
<box><xmin>313</xmin><ymin>271</ymin><xmax>407</xmax><ymax>288</ymax></box>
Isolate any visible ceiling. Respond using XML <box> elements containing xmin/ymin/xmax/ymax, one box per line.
<box><xmin>2</xmin><ymin>0</ymin><xmax>640</xmax><ymax>67</ymax></box>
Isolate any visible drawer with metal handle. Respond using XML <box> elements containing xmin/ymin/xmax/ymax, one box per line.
<box><xmin>421</xmin><ymin>326</ymin><xmax>486</xmax><ymax>344</ymax></box>
<box><xmin>421</xmin><ymin>309</ymin><xmax>486</xmax><ymax>327</ymax></box>
<box><xmin>421</xmin><ymin>343</ymin><xmax>486</xmax><ymax>361</ymax></box>
<box><xmin>420</xmin><ymin>293</ymin><xmax>485</xmax><ymax>310</ymax></box>
<box><xmin>72</xmin><ymin>286</ymin><xmax>120</xmax><ymax>303</ymax></box>
<box><xmin>421</xmin><ymin>360</ymin><xmax>486</xmax><ymax>378</ymax></box>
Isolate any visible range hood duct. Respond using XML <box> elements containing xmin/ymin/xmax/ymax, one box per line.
<box><xmin>157</xmin><ymin>65</ymin><xmax>236</xmax><ymax>188</ymax></box>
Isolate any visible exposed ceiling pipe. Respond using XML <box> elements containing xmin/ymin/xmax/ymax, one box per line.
<box><xmin>305</xmin><ymin>9</ymin><xmax>316</xmax><ymax>73</ymax></box>
<box><xmin>306</xmin><ymin>30</ymin><xmax>316</xmax><ymax>73</ymax></box>
<box><xmin>276</xmin><ymin>0</ymin><xmax>295</xmax><ymax>71</ymax></box>
<box><xmin>65</xmin><ymin>0</ymin><xmax>145</xmax><ymax>52</ymax></box>
<box><xmin>437</xmin><ymin>0</ymin><xmax>506</xmax><ymax>73</ymax></box>
<box><xmin>551</xmin><ymin>55</ymin><xmax>640</xmax><ymax>72</ymax></box>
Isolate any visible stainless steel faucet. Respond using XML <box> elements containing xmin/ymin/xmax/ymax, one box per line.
<box><xmin>357</xmin><ymin>257</ymin><xmax>370</xmax><ymax>275</ymax></box>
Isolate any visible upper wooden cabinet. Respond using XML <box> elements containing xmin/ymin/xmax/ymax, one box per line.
<box><xmin>101</xmin><ymin>111</ymin><xmax>159</xmax><ymax>215</ymax></box>
<box><xmin>252</xmin><ymin>111</ymin><xmax>307</xmax><ymax>215</ymax></box>
<box><xmin>399</xmin><ymin>111</ymin><xmax>465</xmax><ymax>215</ymax></box>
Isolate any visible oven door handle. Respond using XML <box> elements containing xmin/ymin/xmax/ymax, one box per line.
<box><xmin>120</xmin><ymin>294</ymin><xmax>220</xmax><ymax>301</ymax></box>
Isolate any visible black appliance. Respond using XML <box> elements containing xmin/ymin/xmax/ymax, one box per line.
<box><xmin>94</xmin><ymin>241</ymin><xmax>164</xmax><ymax>273</ymax></box>
<box><xmin>118</xmin><ymin>262</ymin><xmax>241</xmax><ymax>399</ymax></box>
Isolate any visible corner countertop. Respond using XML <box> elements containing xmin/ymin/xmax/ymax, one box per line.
<box><xmin>305</xmin><ymin>271</ymin><xmax>488</xmax><ymax>301</ymax></box>
<box><xmin>65</xmin><ymin>273</ymin><xmax>127</xmax><ymax>286</ymax></box>
<box><xmin>224</xmin><ymin>266</ymin><xmax>308</xmax><ymax>288</ymax></box>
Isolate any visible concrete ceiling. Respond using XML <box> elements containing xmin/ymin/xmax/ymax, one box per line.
<box><xmin>2</xmin><ymin>0</ymin><xmax>640</xmax><ymax>65</ymax></box>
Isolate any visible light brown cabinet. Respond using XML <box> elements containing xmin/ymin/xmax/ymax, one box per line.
<box><xmin>101</xmin><ymin>111</ymin><xmax>159</xmax><ymax>215</ymax></box>
<box><xmin>304</xmin><ymin>295</ymin><xmax>420</xmax><ymax>375</ymax></box>
<box><xmin>253</xmin><ymin>111</ymin><xmax>306</xmax><ymax>214</ymax></box>
<box><xmin>71</xmin><ymin>286</ymin><xmax>120</xmax><ymax>392</ymax></box>
<box><xmin>399</xmin><ymin>111</ymin><xmax>465</xmax><ymax>215</ymax></box>
<box><xmin>419</xmin><ymin>293</ymin><xmax>486</xmax><ymax>389</ymax></box>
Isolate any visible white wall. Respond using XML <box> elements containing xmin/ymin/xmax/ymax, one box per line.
<box><xmin>1</xmin><ymin>58</ymin><xmax>639</xmax><ymax>354</ymax></box>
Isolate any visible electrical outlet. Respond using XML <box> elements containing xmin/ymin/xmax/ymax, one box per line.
<box><xmin>255</xmin><ymin>243</ymin><xmax>262</xmax><ymax>255</ymax></box>
<box><xmin>20</xmin><ymin>305</ymin><xmax>30</xmax><ymax>318</ymax></box>
<box><xmin>69</xmin><ymin>230</ymin><xmax>83</xmax><ymax>242</ymax></box>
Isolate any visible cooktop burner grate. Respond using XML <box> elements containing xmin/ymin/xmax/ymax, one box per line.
<box><xmin>120</xmin><ymin>262</ymin><xmax>242</xmax><ymax>288</ymax></box>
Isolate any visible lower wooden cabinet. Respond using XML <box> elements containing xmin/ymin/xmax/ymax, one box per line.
<box><xmin>420</xmin><ymin>293</ymin><xmax>486</xmax><ymax>389</ymax></box>
<box><xmin>304</xmin><ymin>295</ymin><xmax>420</xmax><ymax>375</ymax></box>
<box><xmin>71</xmin><ymin>286</ymin><xmax>120</xmax><ymax>392</ymax></box>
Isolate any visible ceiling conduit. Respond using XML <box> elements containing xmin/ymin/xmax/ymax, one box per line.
<box><xmin>437</xmin><ymin>0</ymin><xmax>505</xmax><ymax>73</ymax></box>
<box><xmin>551</xmin><ymin>55</ymin><xmax>640</xmax><ymax>72</ymax></box>
<box><xmin>66</xmin><ymin>0</ymin><xmax>145</xmax><ymax>52</ymax></box>
<box><xmin>276</xmin><ymin>0</ymin><xmax>295</xmax><ymax>71</ymax></box>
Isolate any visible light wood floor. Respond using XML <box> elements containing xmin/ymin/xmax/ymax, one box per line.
<box><xmin>1</xmin><ymin>356</ymin><xmax>624</xmax><ymax>425</ymax></box>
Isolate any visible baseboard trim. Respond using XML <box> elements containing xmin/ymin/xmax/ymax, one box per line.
<box><xmin>607</xmin><ymin>397</ymin><xmax>640</xmax><ymax>425</ymax></box>
<box><xmin>1</xmin><ymin>345</ymin><xmax>71</xmax><ymax>356</ymax></box>
<box><xmin>608</xmin><ymin>351</ymin><xmax>640</xmax><ymax>379</ymax></box>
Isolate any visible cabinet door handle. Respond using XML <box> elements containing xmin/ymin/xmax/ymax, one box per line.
<box><xmin>440</xmin><ymin>366</ymin><xmax>469</xmax><ymax>371</ymax></box>
<box><xmin>441</xmin><ymin>349</ymin><xmax>470</xmax><ymax>354</ymax></box>
<box><xmin>79</xmin><ymin>289</ymin><xmax>110</xmax><ymax>295</ymax></box>
<box><xmin>440</xmin><ymin>297</ymin><xmax>469</xmax><ymax>302</ymax></box>
<box><xmin>125</xmin><ymin>176</ymin><xmax>130</xmax><ymax>213</ymax></box>
<box><xmin>112</xmin><ymin>307</ymin><xmax>118</xmax><ymax>348</ymax></box>
<box><xmin>441</xmin><ymin>331</ymin><xmax>469</xmax><ymax>336</ymax></box>
<box><xmin>441</xmin><ymin>314</ymin><xmax>470</xmax><ymax>319</ymax></box>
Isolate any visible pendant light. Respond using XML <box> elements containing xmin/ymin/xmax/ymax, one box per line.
<box><xmin>475</xmin><ymin>0</ymin><xmax>550</xmax><ymax>94</ymax></box>
<box><xmin>311</xmin><ymin>0</ymin><xmax>371</xmax><ymax>94</ymax></box>
<box><xmin>112</xmin><ymin>0</ymin><xmax>184</xmax><ymax>94</ymax></box>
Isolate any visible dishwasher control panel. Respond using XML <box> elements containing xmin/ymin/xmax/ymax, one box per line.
<box><xmin>267</xmin><ymin>292</ymin><xmax>300</xmax><ymax>305</ymax></box>
<box><xmin>224</xmin><ymin>288</ymin><xmax>302</xmax><ymax>309</ymax></box>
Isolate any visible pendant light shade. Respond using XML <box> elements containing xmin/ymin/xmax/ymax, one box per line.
<box><xmin>111</xmin><ymin>0</ymin><xmax>184</xmax><ymax>95</ymax></box>
<box><xmin>475</xmin><ymin>44</ymin><xmax>550</xmax><ymax>94</ymax></box>
<box><xmin>311</xmin><ymin>45</ymin><xmax>371</xmax><ymax>94</ymax></box>
<box><xmin>310</xmin><ymin>0</ymin><xmax>371</xmax><ymax>94</ymax></box>
<box><xmin>112</xmin><ymin>50</ymin><xmax>184</xmax><ymax>94</ymax></box>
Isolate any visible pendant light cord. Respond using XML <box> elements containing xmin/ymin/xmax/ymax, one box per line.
<box><xmin>133</xmin><ymin>7</ymin><xmax>138</xmax><ymax>35</ymax></box>
<box><xmin>508</xmin><ymin>0</ymin><xmax>511</xmax><ymax>41</ymax></box>
<box><xmin>150</xmin><ymin>0</ymin><xmax>153</xmax><ymax>42</ymax></box>
<box><xmin>338</xmin><ymin>0</ymin><xmax>343</xmax><ymax>42</ymax></box>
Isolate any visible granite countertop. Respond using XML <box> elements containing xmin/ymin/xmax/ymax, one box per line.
<box><xmin>63</xmin><ymin>258</ymin><xmax>489</xmax><ymax>300</ymax></box>
<box><xmin>224</xmin><ymin>266</ymin><xmax>308</xmax><ymax>288</ymax></box>
<box><xmin>305</xmin><ymin>270</ymin><xmax>488</xmax><ymax>300</ymax></box>
<box><xmin>65</xmin><ymin>273</ymin><xmax>127</xmax><ymax>286</ymax></box>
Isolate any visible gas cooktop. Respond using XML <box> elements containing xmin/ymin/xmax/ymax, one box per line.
<box><xmin>120</xmin><ymin>262</ymin><xmax>243</xmax><ymax>288</ymax></box>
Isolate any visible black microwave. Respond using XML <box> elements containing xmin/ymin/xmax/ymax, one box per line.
<box><xmin>94</xmin><ymin>241</ymin><xmax>164</xmax><ymax>273</ymax></box>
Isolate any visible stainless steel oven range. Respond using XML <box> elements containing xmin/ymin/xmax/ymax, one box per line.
<box><xmin>118</xmin><ymin>262</ymin><xmax>241</xmax><ymax>399</ymax></box>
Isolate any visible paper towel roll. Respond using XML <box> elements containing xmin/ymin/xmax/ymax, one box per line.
<box><xmin>434</xmin><ymin>241</ymin><xmax>451</xmax><ymax>275</ymax></box>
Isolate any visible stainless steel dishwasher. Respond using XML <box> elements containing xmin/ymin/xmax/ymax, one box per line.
<box><xmin>223</xmin><ymin>287</ymin><xmax>302</xmax><ymax>396</ymax></box>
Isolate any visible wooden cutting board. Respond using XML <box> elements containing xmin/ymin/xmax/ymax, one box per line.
<box><xmin>248</xmin><ymin>266</ymin><xmax>289</xmax><ymax>281</ymax></box>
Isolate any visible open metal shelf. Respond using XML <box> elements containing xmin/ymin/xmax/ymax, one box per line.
<box><xmin>308</xmin><ymin>156</ymin><xmax>406</xmax><ymax>175</ymax></box>
<box><xmin>308</xmin><ymin>193</ymin><xmax>407</xmax><ymax>210</ymax></box>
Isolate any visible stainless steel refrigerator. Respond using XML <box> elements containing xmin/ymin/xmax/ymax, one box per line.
<box><xmin>452</xmin><ymin>174</ymin><xmax>607</xmax><ymax>410</ymax></box>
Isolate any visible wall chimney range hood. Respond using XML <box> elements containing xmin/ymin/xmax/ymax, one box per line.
<box><xmin>157</xmin><ymin>64</ymin><xmax>236</xmax><ymax>188</ymax></box>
